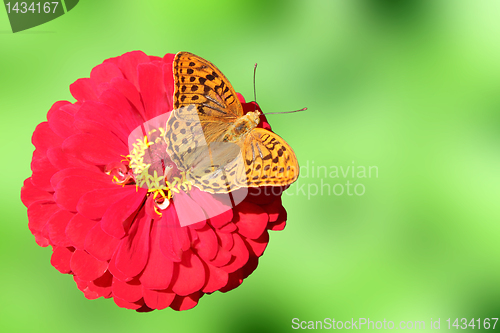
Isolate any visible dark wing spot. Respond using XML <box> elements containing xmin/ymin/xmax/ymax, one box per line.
<box><xmin>199</xmin><ymin>77</ymin><xmax>207</xmax><ymax>84</ymax></box>
<box><xmin>187</xmin><ymin>68</ymin><xmax>194</xmax><ymax>74</ymax></box>
<box><xmin>182</xmin><ymin>138</ymin><xmax>188</xmax><ymax>144</ymax></box>
<box><xmin>190</xmin><ymin>76</ymin><xmax>196</xmax><ymax>82</ymax></box>
<box><xmin>180</xmin><ymin>95</ymin><xmax>186</xmax><ymax>102</ymax></box>
<box><xmin>189</xmin><ymin>62</ymin><xmax>195</xmax><ymax>66</ymax></box>
<box><xmin>192</xmin><ymin>95</ymin><xmax>199</xmax><ymax>101</ymax></box>
<box><xmin>181</xmin><ymin>85</ymin><xmax>187</xmax><ymax>92</ymax></box>
<box><xmin>191</xmin><ymin>85</ymin><xmax>199</xmax><ymax>92</ymax></box>
<box><xmin>279</xmin><ymin>167</ymin><xmax>285</xmax><ymax>173</ymax></box>
<box><xmin>256</xmin><ymin>164</ymin><xmax>262</xmax><ymax>170</ymax></box>
<box><xmin>264</xmin><ymin>165</ymin><xmax>271</xmax><ymax>171</ymax></box>
<box><xmin>206</xmin><ymin>74</ymin><xmax>215</xmax><ymax>81</ymax></box>
<box><xmin>180</xmin><ymin>128</ymin><xmax>186</xmax><ymax>134</ymax></box>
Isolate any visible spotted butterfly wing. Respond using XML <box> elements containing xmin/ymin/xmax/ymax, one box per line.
<box><xmin>166</xmin><ymin>52</ymin><xmax>299</xmax><ymax>193</ymax></box>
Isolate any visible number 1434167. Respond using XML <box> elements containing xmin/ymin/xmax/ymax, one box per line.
<box><xmin>446</xmin><ymin>318</ymin><xmax>498</xmax><ymax>330</ymax></box>
<box><xmin>5</xmin><ymin>2</ymin><xmax>59</xmax><ymax>14</ymax></box>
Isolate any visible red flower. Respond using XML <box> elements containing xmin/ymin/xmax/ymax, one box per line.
<box><xmin>21</xmin><ymin>51</ymin><xmax>288</xmax><ymax>311</ymax></box>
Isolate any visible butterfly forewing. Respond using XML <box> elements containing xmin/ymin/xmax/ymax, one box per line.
<box><xmin>173</xmin><ymin>52</ymin><xmax>242</xmax><ymax>119</ymax></box>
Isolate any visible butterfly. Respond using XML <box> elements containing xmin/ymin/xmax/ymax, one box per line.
<box><xmin>164</xmin><ymin>52</ymin><xmax>299</xmax><ymax>194</ymax></box>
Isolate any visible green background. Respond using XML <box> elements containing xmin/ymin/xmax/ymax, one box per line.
<box><xmin>1</xmin><ymin>0</ymin><xmax>500</xmax><ymax>332</ymax></box>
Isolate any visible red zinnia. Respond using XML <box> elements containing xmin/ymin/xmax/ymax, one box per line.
<box><xmin>21</xmin><ymin>51</ymin><xmax>288</xmax><ymax>311</ymax></box>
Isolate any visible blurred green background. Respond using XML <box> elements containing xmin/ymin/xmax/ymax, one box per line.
<box><xmin>1</xmin><ymin>0</ymin><xmax>500</xmax><ymax>332</ymax></box>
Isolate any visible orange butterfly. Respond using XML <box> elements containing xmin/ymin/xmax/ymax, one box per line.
<box><xmin>165</xmin><ymin>52</ymin><xmax>299</xmax><ymax>194</ymax></box>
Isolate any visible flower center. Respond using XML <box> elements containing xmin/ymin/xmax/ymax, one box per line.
<box><xmin>106</xmin><ymin>125</ymin><xmax>192</xmax><ymax>216</ymax></box>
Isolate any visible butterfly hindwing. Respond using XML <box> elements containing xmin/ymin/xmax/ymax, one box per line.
<box><xmin>239</xmin><ymin>128</ymin><xmax>299</xmax><ymax>187</ymax></box>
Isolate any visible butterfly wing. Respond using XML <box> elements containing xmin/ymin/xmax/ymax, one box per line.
<box><xmin>238</xmin><ymin>128</ymin><xmax>299</xmax><ymax>187</ymax></box>
<box><xmin>173</xmin><ymin>52</ymin><xmax>243</xmax><ymax>143</ymax></box>
<box><xmin>183</xmin><ymin>128</ymin><xmax>299</xmax><ymax>194</ymax></box>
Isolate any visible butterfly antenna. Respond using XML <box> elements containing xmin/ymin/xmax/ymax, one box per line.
<box><xmin>253</xmin><ymin>63</ymin><xmax>258</xmax><ymax>113</ymax></box>
<box><xmin>263</xmin><ymin>107</ymin><xmax>308</xmax><ymax>115</ymax></box>
<box><xmin>252</xmin><ymin>62</ymin><xmax>306</xmax><ymax>115</ymax></box>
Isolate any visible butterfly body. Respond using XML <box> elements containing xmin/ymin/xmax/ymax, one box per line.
<box><xmin>222</xmin><ymin>111</ymin><xmax>261</xmax><ymax>142</ymax></box>
<box><xmin>166</xmin><ymin>52</ymin><xmax>299</xmax><ymax>194</ymax></box>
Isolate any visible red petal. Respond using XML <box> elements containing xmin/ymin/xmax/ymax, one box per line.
<box><xmin>113</xmin><ymin>296</ymin><xmax>143</xmax><ymax>310</ymax></box>
<box><xmin>262</xmin><ymin>197</ymin><xmax>282</xmax><ymax>223</ymax></box>
<box><xmin>31</xmin><ymin>150</ymin><xmax>58</xmax><ymax>191</ymax></box>
<box><xmin>32</xmin><ymin>122</ymin><xmax>63</xmax><ymax>152</ymax></box>
<box><xmin>54</xmin><ymin>175</ymin><xmax>116</xmax><ymax>212</ymax></box>
<box><xmin>46</xmin><ymin>147</ymin><xmax>97</xmax><ymax>171</ymax></box>
<box><xmin>202</xmin><ymin>262</ymin><xmax>229</xmax><ymax>293</ymax></box>
<box><xmin>142</xmin><ymin>288</ymin><xmax>175</xmax><ymax>310</ymax></box>
<box><xmin>51</xmin><ymin>246</ymin><xmax>74</xmax><ymax>273</ymax></box>
<box><xmin>209</xmin><ymin>246</ymin><xmax>232</xmax><ymax>267</ymax></box>
<box><xmin>137</xmin><ymin>63</ymin><xmax>170</xmax><ymax>120</ymax></box>
<box><xmin>117</xmin><ymin>51</ymin><xmax>151</xmax><ymax>90</ymax></box>
<box><xmin>90</xmin><ymin>62</ymin><xmax>124</xmax><ymax>85</ymax></box>
<box><xmin>114</xmin><ymin>209</ymin><xmax>152</xmax><ymax>278</ymax></box>
<box><xmin>170</xmin><ymin>292</ymin><xmax>202</xmax><ymax>311</ymax></box>
<box><xmin>108</xmin><ymin>250</ymin><xmax>132</xmax><ymax>282</ymax></box>
<box><xmin>140</xmin><ymin>220</ymin><xmax>174</xmax><ymax>289</ymax></box>
<box><xmin>245</xmin><ymin>230</ymin><xmax>269</xmax><ymax>257</ymax></box>
<box><xmin>21</xmin><ymin>178</ymin><xmax>52</xmax><ymax>208</ymax></box>
<box><xmin>50</xmin><ymin>167</ymin><xmax>111</xmax><ymax>189</ymax></box>
<box><xmin>188</xmin><ymin>189</ymin><xmax>233</xmax><ymax>227</ymax></box>
<box><xmin>62</xmin><ymin>131</ymin><xmax>127</xmax><ymax>165</ymax></box>
<box><xmin>70</xmin><ymin>249</ymin><xmax>108</xmax><ymax>281</ymax></box>
<box><xmin>87</xmin><ymin>270</ymin><xmax>113</xmax><ymax>298</ymax></box>
<box><xmin>65</xmin><ymin>213</ymin><xmax>99</xmax><ymax>250</ymax></box>
<box><xmin>101</xmin><ymin>188</ymin><xmax>147</xmax><ymax>239</ymax></box>
<box><xmin>234</xmin><ymin>202</ymin><xmax>268</xmax><ymax>239</ymax></box>
<box><xmin>218</xmin><ymin>231</ymin><xmax>234</xmax><ymax>251</ymax></box>
<box><xmin>221</xmin><ymin>234</ymin><xmax>249</xmax><ymax>273</ymax></box>
<box><xmin>47</xmin><ymin>210</ymin><xmax>75</xmax><ymax>247</ymax></box>
<box><xmin>193</xmin><ymin>224</ymin><xmax>218</xmax><ymax>261</ymax></box>
<box><xmin>159</xmin><ymin>207</ymin><xmax>190</xmax><ymax>262</ymax></box>
<box><xmin>173</xmin><ymin>190</ymin><xmax>207</xmax><ymax>227</ymax></box>
<box><xmin>77</xmin><ymin>186</ymin><xmax>134</xmax><ymax>220</ymax></box>
<box><xmin>75</xmin><ymin>100</ymin><xmax>140</xmax><ymax>144</ymax></box>
<box><xmin>220</xmin><ymin>270</ymin><xmax>244</xmax><ymax>293</ymax></box>
<box><xmin>27</xmin><ymin>200</ymin><xmax>59</xmax><ymax>236</ymax></box>
<box><xmin>47</xmin><ymin>103</ymin><xmax>75</xmax><ymax>139</ymax></box>
<box><xmin>268</xmin><ymin>207</ymin><xmax>287</xmax><ymax>231</ymax></box>
<box><xmin>84</xmin><ymin>222</ymin><xmax>120</xmax><ymax>261</ymax></box>
<box><xmin>109</xmin><ymin>77</ymin><xmax>145</xmax><ymax>119</ymax></box>
<box><xmin>112</xmin><ymin>278</ymin><xmax>143</xmax><ymax>302</ymax></box>
<box><xmin>70</xmin><ymin>78</ymin><xmax>98</xmax><ymax>102</ymax></box>
<box><xmin>171</xmin><ymin>251</ymin><xmax>206</xmax><ymax>296</ymax></box>
<box><xmin>161</xmin><ymin>62</ymin><xmax>174</xmax><ymax>108</ymax></box>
